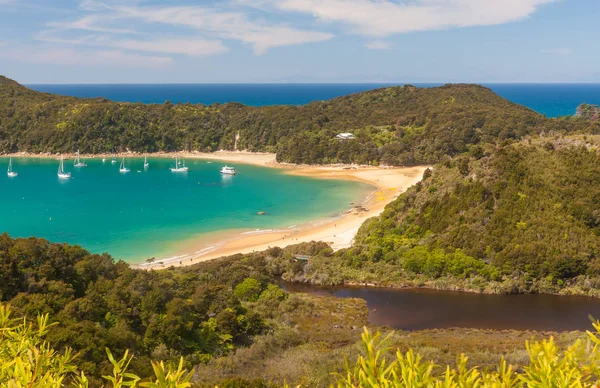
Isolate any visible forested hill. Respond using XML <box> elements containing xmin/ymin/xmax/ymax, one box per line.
<box><xmin>2</xmin><ymin>75</ymin><xmax>598</xmax><ymax>165</ymax></box>
<box><xmin>280</xmin><ymin>135</ymin><xmax>600</xmax><ymax>295</ymax></box>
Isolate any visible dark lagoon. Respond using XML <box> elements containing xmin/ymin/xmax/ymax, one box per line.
<box><xmin>286</xmin><ymin>283</ymin><xmax>600</xmax><ymax>332</ymax></box>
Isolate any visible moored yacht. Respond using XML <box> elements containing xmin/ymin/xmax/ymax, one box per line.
<box><xmin>220</xmin><ymin>166</ymin><xmax>237</xmax><ymax>175</ymax></box>
<box><xmin>7</xmin><ymin>158</ymin><xmax>18</xmax><ymax>177</ymax></box>
<box><xmin>57</xmin><ymin>157</ymin><xmax>71</xmax><ymax>179</ymax></box>
<box><xmin>74</xmin><ymin>150</ymin><xmax>87</xmax><ymax>167</ymax></box>
<box><xmin>119</xmin><ymin>157</ymin><xmax>130</xmax><ymax>173</ymax></box>
<box><xmin>170</xmin><ymin>156</ymin><xmax>189</xmax><ymax>172</ymax></box>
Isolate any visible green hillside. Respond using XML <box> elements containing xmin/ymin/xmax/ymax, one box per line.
<box><xmin>281</xmin><ymin>135</ymin><xmax>600</xmax><ymax>295</ymax></box>
<box><xmin>2</xmin><ymin>76</ymin><xmax>597</xmax><ymax>165</ymax></box>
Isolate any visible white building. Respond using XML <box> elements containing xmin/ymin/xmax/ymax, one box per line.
<box><xmin>336</xmin><ymin>132</ymin><xmax>356</xmax><ymax>140</ymax></box>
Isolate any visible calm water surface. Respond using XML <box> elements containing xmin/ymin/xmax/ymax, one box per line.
<box><xmin>287</xmin><ymin>284</ymin><xmax>600</xmax><ymax>331</ymax></box>
<box><xmin>0</xmin><ymin>158</ymin><xmax>371</xmax><ymax>263</ymax></box>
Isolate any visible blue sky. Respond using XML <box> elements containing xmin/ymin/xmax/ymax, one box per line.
<box><xmin>0</xmin><ymin>0</ymin><xmax>598</xmax><ymax>83</ymax></box>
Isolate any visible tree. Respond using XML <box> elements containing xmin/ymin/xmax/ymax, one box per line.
<box><xmin>234</xmin><ymin>278</ymin><xmax>262</xmax><ymax>302</ymax></box>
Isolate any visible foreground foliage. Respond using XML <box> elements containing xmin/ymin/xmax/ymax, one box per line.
<box><xmin>0</xmin><ymin>303</ymin><xmax>193</xmax><ymax>387</ymax></box>
<box><xmin>3</xmin><ymin>302</ymin><xmax>600</xmax><ymax>387</ymax></box>
<box><xmin>333</xmin><ymin>326</ymin><xmax>600</xmax><ymax>388</ymax></box>
<box><xmin>0</xmin><ymin>234</ymin><xmax>291</xmax><ymax>382</ymax></box>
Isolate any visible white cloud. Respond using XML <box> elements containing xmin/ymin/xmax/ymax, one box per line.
<box><xmin>271</xmin><ymin>0</ymin><xmax>557</xmax><ymax>36</ymax></box>
<box><xmin>541</xmin><ymin>47</ymin><xmax>572</xmax><ymax>55</ymax></box>
<box><xmin>48</xmin><ymin>14</ymin><xmax>137</xmax><ymax>34</ymax></box>
<box><xmin>38</xmin><ymin>30</ymin><xmax>229</xmax><ymax>57</ymax></box>
<box><xmin>44</xmin><ymin>1</ymin><xmax>333</xmax><ymax>56</ymax></box>
<box><xmin>0</xmin><ymin>47</ymin><xmax>173</xmax><ymax>68</ymax></box>
<box><xmin>109</xmin><ymin>5</ymin><xmax>333</xmax><ymax>54</ymax></box>
<box><xmin>366</xmin><ymin>40</ymin><xmax>390</xmax><ymax>50</ymax></box>
<box><xmin>114</xmin><ymin>39</ymin><xmax>229</xmax><ymax>56</ymax></box>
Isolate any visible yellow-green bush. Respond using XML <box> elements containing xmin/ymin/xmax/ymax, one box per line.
<box><xmin>4</xmin><ymin>301</ymin><xmax>600</xmax><ymax>387</ymax></box>
<box><xmin>0</xmin><ymin>304</ymin><xmax>192</xmax><ymax>388</ymax></box>
<box><xmin>331</xmin><ymin>327</ymin><xmax>600</xmax><ymax>388</ymax></box>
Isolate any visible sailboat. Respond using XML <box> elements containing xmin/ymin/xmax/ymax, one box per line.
<box><xmin>7</xmin><ymin>158</ymin><xmax>18</xmax><ymax>177</ymax></box>
<box><xmin>170</xmin><ymin>156</ymin><xmax>189</xmax><ymax>172</ymax></box>
<box><xmin>74</xmin><ymin>150</ymin><xmax>87</xmax><ymax>167</ymax></box>
<box><xmin>57</xmin><ymin>157</ymin><xmax>71</xmax><ymax>179</ymax></box>
<box><xmin>111</xmin><ymin>154</ymin><xmax>117</xmax><ymax>164</ymax></box>
<box><xmin>119</xmin><ymin>157</ymin><xmax>130</xmax><ymax>173</ymax></box>
<box><xmin>144</xmin><ymin>155</ymin><xmax>150</xmax><ymax>169</ymax></box>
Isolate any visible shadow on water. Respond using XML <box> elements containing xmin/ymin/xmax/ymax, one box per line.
<box><xmin>284</xmin><ymin>283</ymin><xmax>600</xmax><ymax>331</ymax></box>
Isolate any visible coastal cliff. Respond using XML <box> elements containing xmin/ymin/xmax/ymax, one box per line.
<box><xmin>575</xmin><ymin>103</ymin><xmax>600</xmax><ymax>120</ymax></box>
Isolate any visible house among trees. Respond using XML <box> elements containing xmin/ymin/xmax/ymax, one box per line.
<box><xmin>336</xmin><ymin>132</ymin><xmax>356</xmax><ymax>140</ymax></box>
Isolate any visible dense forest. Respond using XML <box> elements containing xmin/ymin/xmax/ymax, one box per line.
<box><xmin>0</xmin><ymin>234</ymin><xmax>287</xmax><ymax>384</ymax></box>
<box><xmin>1</xmin><ymin>75</ymin><xmax>599</xmax><ymax>165</ymax></box>
<box><xmin>273</xmin><ymin>135</ymin><xmax>600</xmax><ymax>296</ymax></box>
<box><xmin>0</xmin><ymin>235</ymin><xmax>377</xmax><ymax>386</ymax></box>
<box><xmin>0</xmin><ymin>235</ymin><xmax>594</xmax><ymax>387</ymax></box>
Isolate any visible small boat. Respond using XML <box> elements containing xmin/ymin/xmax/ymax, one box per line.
<box><xmin>111</xmin><ymin>156</ymin><xmax>117</xmax><ymax>164</ymax></box>
<box><xmin>7</xmin><ymin>158</ymin><xmax>18</xmax><ymax>177</ymax></box>
<box><xmin>102</xmin><ymin>158</ymin><xmax>106</xmax><ymax>163</ymax></box>
<box><xmin>170</xmin><ymin>156</ymin><xmax>189</xmax><ymax>172</ymax></box>
<box><xmin>144</xmin><ymin>155</ymin><xmax>150</xmax><ymax>169</ymax></box>
<box><xmin>74</xmin><ymin>150</ymin><xmax>87</xmax><ymax>167</ymax></box>
<box><xmin>220</xmin><ymin>166</ymin><xmax>237</xmax><ymax>175</ymax></box>
<box><xmin>57</xmin><ymin>157</ymin><xmax>71</xmax><ymax>179</ymax></box>
<box><xmin>119</xmin><ymin>157</ymin><xmax>130</xmax><ymax>173</ymax></box>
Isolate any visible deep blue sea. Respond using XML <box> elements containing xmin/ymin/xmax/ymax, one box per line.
<box><xmin>28</xmin><ymin>83</ymin><xmax>600</xmax><ymax>118</ymax></box>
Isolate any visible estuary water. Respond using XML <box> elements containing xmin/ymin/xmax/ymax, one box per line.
<box><xmin>287</xmin><ymin>283</ymin><xmax>600</xmax><ymax>331</ymax></box>
<box><xmin>0</xmin><ymin>157</ymin><xmax>371</xmax><ymax>263</ymax></box>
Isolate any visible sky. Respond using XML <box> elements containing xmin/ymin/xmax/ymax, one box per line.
<box><xmin>0</xmin><ymin>0</ymin><xmax>599</xmax><ymax>84</ymax></box>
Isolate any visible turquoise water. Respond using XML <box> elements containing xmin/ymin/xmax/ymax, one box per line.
<box><xmin>28</xmin><ymin>83</ymin><xmax>600</xmax><ymax>117</ymax></box>
<box><xmin>0</xmin><ymin>158</ymin><xmax>371</xmax><ymax>263</ymax></box>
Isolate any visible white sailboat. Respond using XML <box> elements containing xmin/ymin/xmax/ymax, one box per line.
<box><xmin>111</xmin><ymin>154</ymin><xmax>117</xmax><ymax>164</ymax></box>
<box><xmin>170</xmin><ymin>156</ymin><xmax>189</xmax><ymax>172</ymax></box>
<box><xmin>220</xmin><ymin>166</ymin><xmax>237</xmax><ymax>175</ymax></box>
<box><xmin>57</xmin><ymin>157</ymin><xmax>71</xmax><ymax>179</ymax></box>
<box><xmin>74</xmin><ymin>150</ymin><xmax>87</xmax><ymax>167</ymax></box>
<box><xmin>119</xmin><ymin>157</ymin><xmax>130</xmax><ymax>173</ymax></box>
<box><xmin>144</xmin><ymin>155</ymin><xmax>150</xmax><ymax>169</ymax></box>
<box><xmin>7</xmin><ymin>158</ymin><xmax>18</xmax><ymax>177</ymax></box>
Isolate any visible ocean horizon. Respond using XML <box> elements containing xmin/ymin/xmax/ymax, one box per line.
<box><xmin>28</xmin><ymin>83</ymin><xmax>600</xmax><ymax>118</ymax></box>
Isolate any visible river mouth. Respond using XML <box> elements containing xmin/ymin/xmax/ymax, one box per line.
<box><xmin>285</xmin><ymin>283</ymin><xmax>600</xmax><ymax>332</ymax></box>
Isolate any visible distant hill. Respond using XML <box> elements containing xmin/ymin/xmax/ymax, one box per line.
<box><xmin>2</xmin><ymin>75</ymin><xmax>597</xmax><ymax>165</ymax></box>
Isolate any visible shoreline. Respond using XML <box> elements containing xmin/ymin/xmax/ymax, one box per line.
<box><xmin>135</xmin><ymin>157</ymin><xmax>428</xmax><ymax>269</ymax></box>
<box><xmin>0</xmin><ymin>150</ymin><xmax>279</xmax><ymax>167</ymax></box>
<box><xmin>2</xmin><ymin>151</ymin><xmax>428</xmax><ymax>269</ymax></box>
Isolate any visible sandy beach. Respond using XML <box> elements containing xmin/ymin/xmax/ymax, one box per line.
<box><xmin>3</xmin><ymin>151</ymin><xmax>427</xmax><ymax>269</ymax></box>
<box><xmin>127</xmin><ymin>151</ymin><xmax>428</xmax><ymax>269</ymax></box>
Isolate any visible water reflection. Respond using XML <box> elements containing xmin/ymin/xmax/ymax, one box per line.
<box><xmin>285</xmin><ymin>283</ymin><xmax>600</xmax><ymax>331</ymax></box>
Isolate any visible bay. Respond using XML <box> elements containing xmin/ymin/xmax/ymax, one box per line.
<box><xmin>0</xmin><ymin>157</ymin><xmax>371</xmax><ymax>263</ymax></box>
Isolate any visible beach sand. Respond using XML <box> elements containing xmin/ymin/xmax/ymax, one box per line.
<box><xmin>130</xmin><ymin>151</ymin><xmax>428</xmax><ymax>269</ymax></box>
<box><xmin>3</xmin><ymin>151</ymin><xmax>427</xmax><ymax>269</ymax></box>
